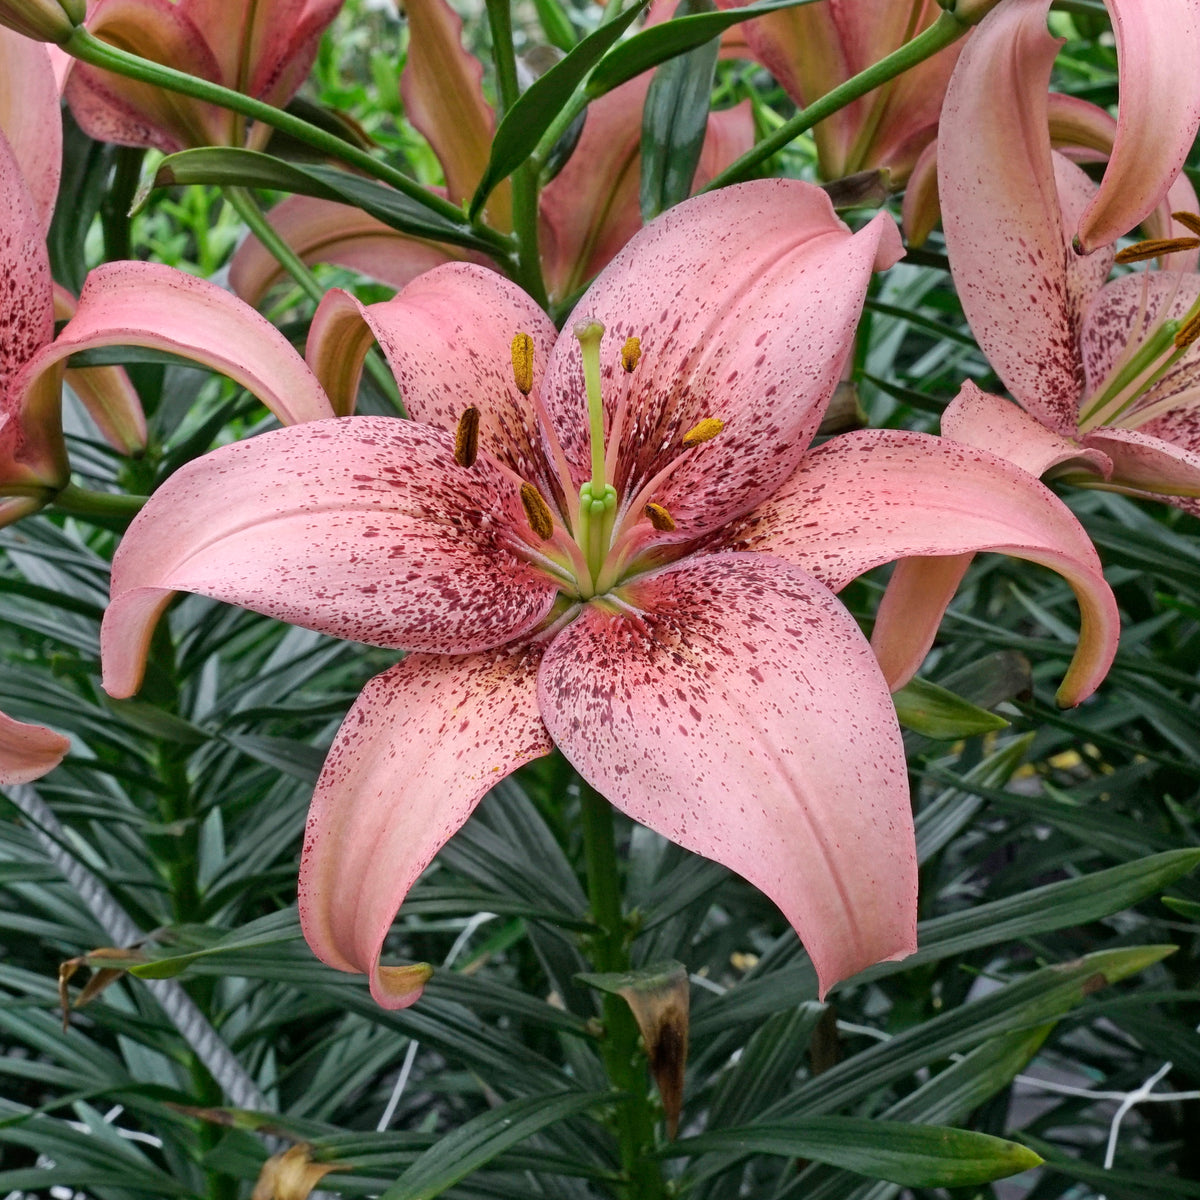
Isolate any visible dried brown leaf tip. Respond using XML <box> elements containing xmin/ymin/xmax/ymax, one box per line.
<box><xmin>58</xmin><ymin>946</ymin><xmax>146</xmax><ymax>1031</ymax></box>
<box><xmin>579</xmin><ymin>960</ymin><xmax>690</xmax><ymax>1137</ymax></box>
<box><xmin>252</xmin><ymin>1144</ymin><xmax>340</xmax><ymax>1200</ymax></box>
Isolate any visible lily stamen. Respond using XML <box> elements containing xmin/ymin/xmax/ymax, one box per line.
<box><xmin>621</xmin><ymin>336</ymin><xmax>642</xmax><ymax>372</ymax></box>
<box><xmin>511</xmin><ymin>332</ymin><xmax>534</xmax><ymax>395</ymax></box>
<box><xmin>520</xmin><ymin>482</ymin><xmax>555</xmax><ymax>541</ymax></box>
<box><xmin>645</xmin><ymin>502</ymin><xmax>676</xmax><ymax>531</ymax></box>
<box><xmin>1114</xmin><ymin>237</ymin><xmax>1200</xmax><ymax>265</ymax></box>
<box><xmin>682</xmin><ymin>417</ymin><xmax>725</xmax><ymax>447</ymax></box>
<box><xmin>453</xmin><ymin>406</ymin><xmax>480</xmax><ymax>468</ymax></box>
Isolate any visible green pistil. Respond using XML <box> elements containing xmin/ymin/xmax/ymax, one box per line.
<box><xmin>573</xmin><ymin>319</ymin><xmax>619</xmax><ymax>591</ymax></box>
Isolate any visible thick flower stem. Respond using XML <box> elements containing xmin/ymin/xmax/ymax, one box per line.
<box><xmin>51</xmin><ymin>483</ymin><xmax>146</xmax><ymax>522</ymax></box>
<box><xmin>704</xmin><ymin>9</ymin><xmax>969</xmax><ymax>190</ymax></box>
<box><xmin>485</xmin><ymin>0</ymin><xmax>550</xmax><ymax>310</ymax></box>
<box><xmin>61</xmin><ymin>26</ymin><xmax>512</xmax><ymax>258</ymax></box>
<box><xmin>222</xmin><ymin>186</ymin><xmax>406</xmax><ymax>415</ymax></box>
<box><xmin>579</xmin><ymin>782</ymin><xmax>668</xmax><ymax>1200</ymax></box>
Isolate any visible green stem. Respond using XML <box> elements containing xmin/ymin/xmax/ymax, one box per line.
<box><xmin>51</xmin><ymin>483</ymin><xmax>146</xmax><ymax>521</ymax></box>
<box><xmin>704</xmin><ymin>9</ymin><xmax>969</xmax><ymax>191</ymax></box>
<box><xmin>223</xmin><ymin>187</ymin><xmax>406</xmax><ymax>415</ymax></box>
<box><xmin>579</xmin><ymin>783</ymin><xmax>667</xmax><ymax>1200</ymax></box>
<box><xmin>63</xmin><ymin>26</ymin><xmax>511</xmax><ymax>255</ymax></box>
<box><xmin>485</xmin><ymin>0</ymin><xmax>550</xmax><ymax>308</ymax></box>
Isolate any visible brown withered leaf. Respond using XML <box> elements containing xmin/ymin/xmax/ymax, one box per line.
<box><xmin>58</xmin><ymin>946</ymin><xmax>147</xmax><ymax>1031</ymax></box>
<box><xmin>578</xmin><ymin>960</ymin><xmax>690</xmax><ymax>1137</ymax></box>
<box><xmin>252</xmin><ymin>1144</ymin><xmax>341</xmax><ymax>1200</ymax></box>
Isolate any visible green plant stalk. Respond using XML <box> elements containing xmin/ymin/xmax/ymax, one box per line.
<box><xmin>704</xmin><ymin>8</ymin><xmax>969</xmax><ymax>190</ymax></box>
<box><xmin>579</xmin><ymin>782</ymin><xmax>668</xmax><ymax>1200</ymax></box>
<box><xmin>486</xmin><ymin>0</ymin><xmax>550</xmax><ymax>309</ymax></box>
<box><xmin>62</xmin><ymin>26</ymin><xmax>513</xmax><ymax>256</ymax></box>
<box><xmin>223</xmin><ymin>186</ymin><xmax>407</xmax><ymax>415</ymax></box>
<box><xmin>51</xmin><ymin>482</ymin><xmax>146</xmax><ymax>520</ymax></box>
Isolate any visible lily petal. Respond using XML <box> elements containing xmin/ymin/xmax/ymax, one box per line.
<box><xmin>309</xmin><ymin>266</ymin><xmax>561</xmax><ymax>490</ymax></box>
<box><xmin>65</xmin><ymin>0</ymin><xmax>225</xmax><ymax>151</ymax></box>
<box><xmin>940</xmin><ymin>0</ymin><xmax>1096</xmax><ymax>433</ymax></box>
<box><xmin>53</xmin><ymin>283</ymin><xmax>146</xmax><ymax>456</ymax></box>
<box><xmin>1083</xmin><ymin>426</ymin><xmax>1200</xmax><ymax>503</ymax></box>
<box><xmin>16</xmin><ymin>261</ymin><xmax>333</xmax><ymax>430</ymax></box>
<box><xmin>299</xmin><ymin>646</ymin><xmax>551</xmax><ymax>1008</ymax></box>
<box><xmin>0</xmin><ymin>709</ymin><xmax>69</xmax><ymax>784</ymax></box>
<box><xmin>101</xmin><ymin>417</ymin><xmax>558</xmax><ymax>697</ymax></box>
<box><xmin>539</xmin><ymin>552</ymin><xmax>916</xmax><ymax>997</ymax></box>
<box><xmin>542</xmin><ymin>180</ymin><xmax>903</xmax><ymax>537</ymax></box>
<box><xmin>0</xmin><ymin>28</ymin><xmax>61</xmax><ymax>233</ymax></box>
<box><xmin>400</xmin><ymin>0</ymin><xmax>509</xmax><ymax>227</ymax></box>
<box><xmin>732</xmin><ymin>428</ymin><xmax>1119</xmax><ymax>705</ymax></box>
<box><xmin>229</xmin><ymin>196</ymin><xmax>461</xmax><ymax>308</ymax></box>
<box><xmin>1075</xmin><ymin>0</ymin><xmax>1200</xmax><ymax>252</ymax></box>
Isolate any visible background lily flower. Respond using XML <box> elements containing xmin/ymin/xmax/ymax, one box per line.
<box><xmin>99</xmin><ymin>180</ymin><xmax>1119</xmax><ymax>1010</ymax></box>
<box><xmin>938</xmin><ymin>0</ymin><xmax>1200</xmax><ymax>508</ymax></box>
<box><xmin>228</xmin><ymin>0</ymin><xmax>753</xmax><ymax>307</ymax></box>
<box><xmin>62</xmin><ymin>0</ymin><xmax>342</xmax><ymax>152</ymax></box>
<box><xmin>0</xmin><ymin>709</ymin><xmax>69</xmax><ymax>783</ymax></box>
<box><xmin>714</xmin><ymin>0</ymin><xmax>963</xmax><ymax>188</ymax></box>
<box><xmin>0</xmin><ymin>28</ymin><xmax>333</xmax><ymax>522</ymax></box>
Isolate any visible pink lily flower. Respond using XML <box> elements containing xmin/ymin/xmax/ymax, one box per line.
<box><xmin>100</xmin><ymin>181</ymin><xmax>1118</xmax><ymax>1009</ymax></box>
<box><xmin>229</xmin><ymin>0</ymin><xmax>753</xmax><ymax>307</ymax></box>
<box><xmin>62</xmin><ymin>0</ymin><xmax>342</xmax><ymax>152</ymax></box>
<box><xmin>714</xmin><ymin>0</ymin><xmax>964</xmax><ymax>188</ymax></box>
<box><xmin>937</xmin><ymin>0</ymin><xmax>1200</xmax><ymax>505</ymax></box>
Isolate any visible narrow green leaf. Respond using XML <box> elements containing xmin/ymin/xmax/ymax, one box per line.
<box><xmin>894</xmin><ymin>676</ymin><xmax>1009</xmax><ymax>739</ymax></box>
<box><xmin>377</xmin><ymin>1092</ymin><xmax>615</xmax><ymax>1200</ymax></box>
<box><xmin>665</xmin><ymin>1119</ymin><xmax>1040</xmax><ymax>1187</ymax></box>
<box><xmin>1025</xmin><ymin>1135</ymin><xmax>1200</xmax><ymax>1198</ymax></box>
<box><xmin>639</xmin><ymin>0</ymin><xmax>719</xmax><ymax>221</ymax></box>
<box><xmin>468</xmin><ymin>0</ymin><xmax>650</xmax><ymax>219</ymax></box>
<box><xmin>144</xmin><ymin>149</ymin><xmax>494</xmax><ymax>253</ymax></box>
<box><xmin>1163</xmin><ymin>895</ymin><xmax>1200</xmax><ymax>919</ymax></box>
<box><xmin>586</xmin><ymin>0</ymin><xmax>822</xmax><ymax>98</ymax></box>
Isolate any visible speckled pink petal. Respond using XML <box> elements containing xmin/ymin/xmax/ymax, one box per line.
<box><xmin>310</xmin><ymin>266</ymin><xmax>562</xmax><ymax>495</ymax></box>
<box><xmin>0</xmin><ymin>709</ymin><xmax>69</xmax><ymax>784</ymax></box>
<box><xmin>1079</xmin><ymin>272</ymin><xmax>1200</xmax><ymax>431</ymax></box>
<box><xmin>0</xmin><ymin>29</ymin><xmax>61</xmax><ymax>234</ymax></box>
<box><xmin>0</xmin><ymin>130</ymin><xmax>54</xmax><ymax>404</ymax></box>
<box><xmin>538</xmin><ymin>552</ymin><xmax>917</xmax><ymax>998</ymax></box>
<box><xmin>942</xmin><ymin>381</ymin><xmax>1111</xmax><ymax>479</ymax></box>
<box><xmin>1075</xmin><ymin>0</ymin><xmax>1200</xmax><ymax>252</ymax></box>
<box><xmin>66</xmin><ymin>0</ymin><xmax>225</xmax><ymax>151</ymax></box>
<box><xmin>940</xmin><ymin>0</ymin><xmax>1083</xmax><ymax>433</ymax></box>
<box><xmin>400</xmin><ymin>0</ymin><xmax>508</xmax><ymax>227</ymax></box>
<box><xmin>101</xmin><ymin>417</ymin><xmax>558</xmax><ymax>698</ymax></box>
<box><xmin>16</xmin><ymin>261</ymin><xmax>333</xmax><ymax>428</ymax></box>
<box><xmin>541</xmin><ymin>180</ymin><xmax>902</xmax><ymax>539</ymax></box>
<box><xmin>1083</xmin><ymin>427</ymin><xmax>1200</xmax><ymax>504</ymax></box>
<box><xmin>728</xmin><ymin>428</ymin><xmax>1118</xmax><ymax>706</ymax></box>
<box><xmin>300</xmin><ymin>646</ymin><xmax>551</xmax><ymax>1009</ymax></box>
<box><xmin>229</xmin><ymin>196</ymin><xmax>461</xmax><ymax>308</ymax></box>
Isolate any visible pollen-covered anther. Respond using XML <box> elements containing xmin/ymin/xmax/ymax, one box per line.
<box><xmin>511</xmin><ymin>332</ymin><xmax>535</xmax><ymax>395</ymax></box>
<box><xmin>645</xmin><ymin>502</ymin><xmax>676</xmax><ymax>531</ymax></box>
<box><xmin>1172</xmin><ymin>210</ymin><xmax>1200</xmax><ymax>237</ymax></box>
<box><xmin>520</xmin><ymin>483</ymin><xmax>555</xmax><ymax>541</ymax></box>
<box><xmin>1174</xmin><ymin>310</ymin><xmax>1200</xmax><ymax>349</ymax></box>
<box><xmin>1114</xmin><ymin>236</ymin><xmax>1200</xmax><ymax>264</ymax></box>
<box><xmin>621</xmin><ymin>337</ymin><xmax>642</xmax><ymax>372</ymax></box>
<box><xmin>682</xmin><ymin>417</ymin><xmax>725</xmax><ymax>448</ymax></box>
<box><xmin>454</xmin><ymin>406</ymin><xmax>480</xmax><ymax>468</ymax></box>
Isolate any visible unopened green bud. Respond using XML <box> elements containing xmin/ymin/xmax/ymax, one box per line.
<box><xmin>0</xmin><ymin>0</ymin><xmax>85</xmax><ymax>42</ymax></box>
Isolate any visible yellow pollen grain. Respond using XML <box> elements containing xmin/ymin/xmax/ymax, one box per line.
<box><xmin>454</xmin><ymin>406</ymin><xmax>480</xmax><ymax>468</ymax></box>
<box><xmin>520</xmin><ymin>483</ymin><xmax>554</xmax><ymax>540</ymax></box>
<box><xmin>511</xmin><ymin>331</ymin><xmax>535</xmax><ymax>395</ymax></box>
<box><xmin>1175</xmin><ymin>310</ymin><xmax>1200</xmax><ymax>349</ymax></box>
<box><xmin>1114</xmin><ymin>236</ymin><xmax>1200</xmax><ymax>264</ymax></box>
<box><xmin>621</xmin><ymin>336</ymin><xmax>642</xmax><ymax>372</ymax></box>
<box><xmin>682</xmin><ymin>417</ymin><xmax>725</xmax><ymax>447</ymax></box>
<box><xmin>1172</xmin><ymin>210</ymin><xmax>1200</xmax><ymax>237</ymax></box>
<box><xmin>644</xmin><ymin>502</ymin><xmax>676</xmax><ymax>531</ymax></box>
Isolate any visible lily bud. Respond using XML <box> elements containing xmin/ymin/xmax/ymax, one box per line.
<box><xmin>0</xmin><ymin>0</ymin><xmax>85</xmax><ymax>42</ymax></box>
